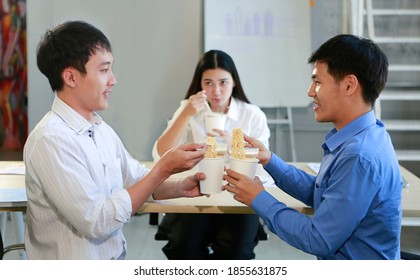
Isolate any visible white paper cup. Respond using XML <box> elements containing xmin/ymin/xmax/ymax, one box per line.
<box><xmin>198</xmin><ymin>157</ymin><xmax>225</xmax><ymax>194</ymax></box>
<box><xmin>205</xmin><ymin>113</ymin><xmax>226</xmax><ymax>134</ymax></box>
<box><xmin>216</xmin><ymin>142</ymin><xmax>227</xmax><ymax>156</ymax></box>
<box><xmin>229</xmin><ymin>157</ymin><xmax>258</xmax><ymax>179</ymax></box>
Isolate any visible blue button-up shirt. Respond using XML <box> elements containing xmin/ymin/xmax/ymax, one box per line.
<box><xmin>252</xmin><ymin>110</ymin><xmax>402</xmax><ymax>259</ymax></box>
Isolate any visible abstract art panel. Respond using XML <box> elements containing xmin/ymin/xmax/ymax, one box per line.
<box><xmin>0</xmin><ymin>0</ymin><xmax>27</xmax><ymax>150</ymax></box>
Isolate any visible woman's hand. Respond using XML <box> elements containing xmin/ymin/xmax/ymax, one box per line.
<box><xmin>184</xmin><ymin>90</ymin><xmax>208</xmax><ymax>116</ymax></box>
<box><xmin>207</xmin><ymin>128</ymin><xmax>228</xmax><ymax>140</ymax></box>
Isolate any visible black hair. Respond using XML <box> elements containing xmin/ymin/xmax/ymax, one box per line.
<box><xmin>36</xmin><ymin>20</ymin><xmax>112</xmax><ymax>92</ymax></box>
<box><xmin>308</xmin><ymin>34</ymin><xmax>388</xmax><ymax>106</ymax></box>
<box><xmin>185</xmin><ymin>50</ymin><xmax>250</xmax><ymax>103</ymax></box>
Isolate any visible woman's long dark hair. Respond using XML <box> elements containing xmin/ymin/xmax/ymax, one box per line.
<box><xmin>185</xmin><ymin>50</ymin><xmax>250</xmax><ymax>103</ymax></box>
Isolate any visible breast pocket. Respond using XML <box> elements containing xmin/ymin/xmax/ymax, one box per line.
<box><xmin>105</xmin><ymin>158</ymin><xmax>123</xmax><ymax>194</ymax></box>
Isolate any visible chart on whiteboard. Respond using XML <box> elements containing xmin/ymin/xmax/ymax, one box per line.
<box><xmin>204</xmin><ymin>0</ymin><xmax>312</xmax><ymax>107</ymax></box>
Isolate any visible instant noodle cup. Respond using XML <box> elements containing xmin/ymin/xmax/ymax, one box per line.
<box><xmin>198</xmin><ymin>157</ymin><xmax>225</xmax><ymax>194</ymax></box>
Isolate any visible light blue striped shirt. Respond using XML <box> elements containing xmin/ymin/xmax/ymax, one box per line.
<box><xmin>252</xmin><ymin>110</ymin><xmax>402</xmax><ymax>259</ymax></box>
<box><xmin>24</xmin><ymin>96</ymin><xmax>149</xmax><ymax>259</ymax></box>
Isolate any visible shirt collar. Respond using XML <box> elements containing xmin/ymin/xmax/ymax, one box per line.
<box><xmin>51</xmin><ymin>95</ymin><xmax>103</xmax><ymax>135</ymax></box>
<box><xmin>323</xmin><ymin>110</ymin><xmax>378</xmax><ymax>152</ymax></box>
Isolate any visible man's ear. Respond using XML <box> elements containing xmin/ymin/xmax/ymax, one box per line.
<box><xmin>343</xmin><ymin>74</ymin><xmax>358</xmax><ymax>96</ymax></box>
<box><xmin>62</xmin><ymin>67</ymin><xmax>77</xmax><ymax>88</ymax></box>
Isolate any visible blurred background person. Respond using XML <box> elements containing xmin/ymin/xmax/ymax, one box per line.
<box><xmin>152</xmin><ymin>49</ymin><xmax>270</xmax><ymax>259</ymax></box>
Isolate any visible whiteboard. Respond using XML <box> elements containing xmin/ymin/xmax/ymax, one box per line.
<box><xmin>204</xmin><ymin>0</ymin><xmax>312</xmax><ymax>107</ymax></box>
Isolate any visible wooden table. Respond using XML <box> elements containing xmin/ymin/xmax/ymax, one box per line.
<box><xmin>1</xmin><ymin>161</ymin><xmax>419</xmax><ymax>225</ymax></box>
<box><xmin>0</xmin><ymin>161</ymin><xmax>26</xmax><ymax>258</ymax></box>
<box><xmin>0</xmin><ymin>161</ymin><xmax>26</xmax><ymax>212</ymax></box>
<box><xmin>139</xmin><ymin>162</ymin><xmax>420</xmax><ymax>227</ymax></box>
<box><xmin>139</xmin><ymin>162</ymin><xmax>309</xmax><ymax>214</ymax></box>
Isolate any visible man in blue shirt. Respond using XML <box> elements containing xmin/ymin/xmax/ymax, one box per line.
<box><xmin>224</xmin><ymin>34</ymin><xmax>402</xmax><ymax>259</ymax></box>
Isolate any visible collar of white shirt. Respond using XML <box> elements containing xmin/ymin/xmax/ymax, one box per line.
<box><xmin>51</xmin><ymin>95</ymin><xmax>103</xmax><ymax>135</ymax></box>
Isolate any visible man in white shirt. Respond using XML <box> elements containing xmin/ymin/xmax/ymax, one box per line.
<box><xmin>24</xmin><ymin>20</ymin><xmax>205</xmax><ymax>259</ymax></box>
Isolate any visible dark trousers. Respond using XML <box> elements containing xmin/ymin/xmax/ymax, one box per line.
<box><xmin>159</xmin><ymin>213</ymin><xmax>260</xmax><ymax>260</ymax></box>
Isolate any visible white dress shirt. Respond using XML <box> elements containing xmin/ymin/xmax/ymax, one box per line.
<box><xmin>24</xmin><ymin>96</ymin><xmax>149</xmax><ymax>259</ymax></box>
<box><xmin>152</xmin><ymin>97</ymin><xmax>270</xmax><ymax>160</ymax></box>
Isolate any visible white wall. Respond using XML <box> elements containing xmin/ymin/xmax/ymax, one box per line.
<box><xmin>26</xmin><ymin>0</ymin><xmax>348</xmax><ymax>164</ymax></box>
<box><xmin>27</xmin><ymin>0</ymin><xmax>202</xmax><ymax>160</ymax></box>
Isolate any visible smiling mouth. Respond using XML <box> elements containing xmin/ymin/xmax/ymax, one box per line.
<box><xmin>311</xmin><ymin>99</ymin><xmax>319</xmax><ymax>110</ymax></box>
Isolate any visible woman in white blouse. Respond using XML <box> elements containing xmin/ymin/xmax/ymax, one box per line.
<box><xmin>152</xmin><ymin>50</ymin><xmax>270</xmax><ymax>259</ymax></box>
